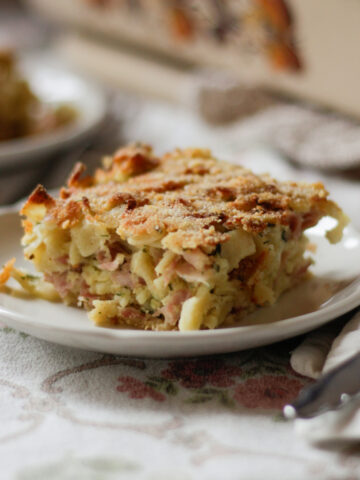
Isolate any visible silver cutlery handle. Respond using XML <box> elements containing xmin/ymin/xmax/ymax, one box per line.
<box><xmin>284</xmin><ymin>349</ymin><xmax>360</xmax><ymax>419</ymax></box>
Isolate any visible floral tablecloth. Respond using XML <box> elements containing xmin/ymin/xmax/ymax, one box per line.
<box><xmin>3</xmin><ymin>325</ymin><xmax>360</xmax><ymax>480</ymax></box>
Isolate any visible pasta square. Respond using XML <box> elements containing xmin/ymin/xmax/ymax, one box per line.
<box><xmin>13</xmin><ymin>144</ymin><xmax>347</xmax><ymax>330</ymax></box>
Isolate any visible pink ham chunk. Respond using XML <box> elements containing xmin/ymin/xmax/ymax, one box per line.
<box><xmin>112</xmin><ymin>270</ymin><xmax>135</xmax><ymax>288</ymax></box>
<box><xmin>162</xmin><ymin>258</ymin><xmax>179</xmax><ymax>286</ymax></box>
<box><xmin>55</xmin><ymin>255</ymin><xmax>69</xmax><ymax>266</ymax></box>
<box><xmin>111</xmin><ymin>262</ymin><xmax>145</xmax><ymax>288</ymax></box>
<box><xmin>159</xmin><ymin>289</ymin><xmax>192</xmax><ymax>326</ymax></box>
<box><xmin>120</xmin><ymin>307</ymin><xmax>147</xmax><ymax>321</ymax></box>
<box><xmin>44</xmin><ymin>272</ymin><xmax>70</xmax><ymax>298</ymax></box>
<box><xmin>162</xmin><ymin>251</ymin><xmax>211</xmax><ymax>286</ymax></box>
<box><xmin>97</xmin><ymin>250</ymin><xmax>125</xmax><ymax>272</ymax></box>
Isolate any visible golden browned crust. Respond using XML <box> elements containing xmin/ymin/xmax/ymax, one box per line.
<box><xmin>94</xmin><ymin>144</ymin><xmax>159</xmax><ymax>184</ymax></box>
<box><xmin>67</xmin><ymin>162</ymin><xmax>93</xmax><ymax>189</ymax></box>
<box><xmin>22</xmin><ymin>144</ymin><xmax>343</xmax><ymax>249</ymax></box>
<box><xmin>26</xmin><ymin>184</ymin><xmax>55</xmax><ymax>207</ymax></box>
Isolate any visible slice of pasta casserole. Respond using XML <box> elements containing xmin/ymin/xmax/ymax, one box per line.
<box><xmin>7</xmin><ymin>144</ymin><xmax>348</xmax><ymax>331</ymax></box>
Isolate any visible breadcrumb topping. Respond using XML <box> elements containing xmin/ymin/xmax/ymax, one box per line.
<box><xmin>21</xmin><ymin>144</ymin><xmax>345</xmax><ymax>250</ymax></box>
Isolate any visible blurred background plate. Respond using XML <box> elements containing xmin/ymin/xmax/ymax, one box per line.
<box><xmin>0</xmin><ymin>54</ymin><xmax>106</xmax><ymax>169</ymax></box>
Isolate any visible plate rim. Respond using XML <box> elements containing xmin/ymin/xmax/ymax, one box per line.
<box><xmin>0</xmin><ymin>281</ymin><xmax>359</xmax><ymax>340</ymax></box>
<box><xmin>0</xmin><ymin>207</ymin><xmax>359</xmax><ymax>344</ymax></box>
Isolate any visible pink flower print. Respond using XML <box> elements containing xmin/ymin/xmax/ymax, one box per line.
<box><xmin>233</xmin><ymin>375</ymin><xmax>303</xmax><ymax>410</ymax></box>
<box><xmin>162</xmin><ymin>358</ymin><xmax>242</xmax><ymax>389</ymax></box>
<box><xmin>117</xmin><ymin>376</ymin><xmax>165</xmax><ymax>402</ymax></box>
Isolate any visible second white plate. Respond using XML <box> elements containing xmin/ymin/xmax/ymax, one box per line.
<box><xmin>0</xmin><ymin>54</ymin><xmax>106</xmax><ymax>168</ymax></box>
<box><xmin>0</xmin><ymin>209</ymin><xmax>359</xmax><ymax>357</ymax></box>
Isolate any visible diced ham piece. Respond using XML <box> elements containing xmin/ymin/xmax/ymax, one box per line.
<box><xmin>79</xmin><ymin>281</ymin><xmax>92</xmax><ymax>297</ymax></box>
<box><xmin>301</xmin><ymin>211</ymin><xmax>320</xmax><ymax>230</ymax></box>
<box><xmin>99</xmin><ymin>259</ymin><xmax>121</xmax><ymax>271</ymax></box>
<box><xmin>159</xmin><ymin>289</ymin><xmax>192</xmax><ymax>326</ymax></box>
<box><xmin>288</xmin><ymin>211</ymin><xmax>320</xmax><ymax>239</ymax></box>
<box><xmin>162</xmin><ymin>258</ymin><xmax>179</xmax><ymax>286</ymax></box>
<box><xmin>44</xmin><ymin>272</ymin><xmax>70</xmax><ymax>298</ymax></box>
<box><xmin>112</xmin><ymin>270</ymin><xmax>135</xmax><ymax>288</ymax></box>
<box><xmin>162</xmin><ymin>254</ymin><xmax>210</xmax><ymax>286</ymax></box>
<box><xmin>111</xmin><ymin>262</ymin><xmax>145</xmax><ymax>288</ymax></box>
<box><xmin>288</xmin><ymin>213</ymin><xmax>302</xmax><ymax>239</ymax></box>
<box><xmin>56</xmin><ymin>255</ymin><xmax>69</xmax><ymax>265</ymax></box>
<box><xmin>97</xmin><ymin>252</ymin><xmax>124</xmax><ymax>272</ymax></box>
<box><xmin>97</xmin><ymin>251</ymin><xmax>108</xmax><ymax>263</ymax></box>
<box><xmin>120</xmin><ymin>307</ymin><xmax>147</xmax><ymax>321</ymax></box>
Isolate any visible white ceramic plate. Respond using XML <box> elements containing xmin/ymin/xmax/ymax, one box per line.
<box><xmin>0</xmin><ymin>208</ymin><xmax>359</xmax><ymax>358</ymax></box>
<box><xmin>0</xmin><ymin>55</ymin><xmax>106</xmax><ymax>168</ymax></box>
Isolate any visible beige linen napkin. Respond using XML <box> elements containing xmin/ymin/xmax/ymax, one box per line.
<box><xmin>290</xmin><ymin>309</ymin><xmax>360</xmax><ymax>445</ymax></box>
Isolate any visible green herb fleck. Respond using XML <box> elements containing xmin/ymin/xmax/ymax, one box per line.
<box><xmin>142</xmin><ymin>307</ymin><xmax>154</xmax><ymax>315</ymax></box>
<box><xmin>281</xmin><ymin>230</ymin><xmax>288</xmax><ymax>242</ymax></box>
<box><xmin>214</xmin><ymin>264</ymin><xmax>220</xmax><ymax>272</ymax></box>
<box><xmin>20</xmin><ymin>274</ymin><xmax>38</xmax><ymax>281</ymax></box>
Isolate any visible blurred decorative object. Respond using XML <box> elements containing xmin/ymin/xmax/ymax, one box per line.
<box><xmin>26</xmin><ymin>0</ymin><xmax>302</xmax><ymax>73</ymax></box>
<box><xmin>27</xmin><ymin>0</ymin><xmax>360</xmax><ymax>118</ymax></box>
<box><xmin>56</xmin><ymin>32</ymin><xmax>360</xmax><ymax>170</ymax></box>
<box><xmin>191</xmin><ymin>69</ymin><xmax>275</xmax><ymax>124</ymax></box>
<box><xmin>80</xmin><ymin>0</ymin><xmax>302</xmax><ymax>71</ymax></box>
<box><xmin>0</xmin><ymin>54</ymin><xmax>106</xmax><ymax>169</ymax></box>
<box><xmin>58</xmin><ymin>34</ymin><xmax>274</xmax><ymax>125</ymax></box>
<box><xmin>269</xmin><ymin>105</ymin><xmax>360</xmax><ymax>171</ymax></box>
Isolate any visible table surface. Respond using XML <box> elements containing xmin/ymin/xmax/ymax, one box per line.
<box><xmin>1</xmin><ymin>6</ymin><xmax>360</xmax><ymax>480</ymax></box>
